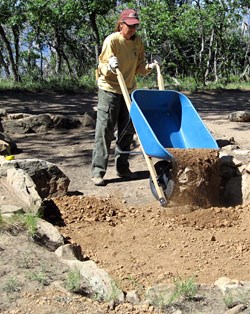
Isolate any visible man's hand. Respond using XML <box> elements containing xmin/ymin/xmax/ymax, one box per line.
<box><xmin>148</xmin><ymin>62</ymin><xmax>157</xmax><ymax>70</ymax></box>
<box><xmin>109</xmin><ymin>56</ymin><xmax>119</xmax><ymax>72</ymax></box>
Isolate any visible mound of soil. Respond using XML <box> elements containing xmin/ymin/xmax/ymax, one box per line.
<box><xmin>51</xmin><ymin>194</ymin><xmax>250</xmax><ymax>295</ymax></box>
<box><xmin>168</xmin><ymin>148</ymin><xmax>220</xmax><ymax>207</ymax></box>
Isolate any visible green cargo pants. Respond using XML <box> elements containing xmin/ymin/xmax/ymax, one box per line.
<box><xmin>91</xmin><ymin>89</ymin><xmax>135</xmax><ymax>178</ymax></box>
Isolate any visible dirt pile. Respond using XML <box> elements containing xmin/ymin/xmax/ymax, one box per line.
<box><xmin>50</xmin><ymin>194</ymin><xmax>250</xmax><ymax>295</ymax></box>
<box><xmin>168</xmin><ymin>148</ymin><xmax>220</xmax><ymax>207</ymax></box>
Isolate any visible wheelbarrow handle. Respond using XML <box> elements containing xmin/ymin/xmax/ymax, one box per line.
<box><xmin>155</xmin><ymin>63</ymin><xmax>164</xmax><ymax>90</ymax></box>
<box><xmin>115</xmin><ymin>68</ymin><xmax>132</xmax><ymax>110</ymax></box>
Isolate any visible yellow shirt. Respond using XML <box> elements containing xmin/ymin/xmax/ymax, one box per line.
<box><xmin>97</xmin><ymin>32</ymin><xmax>151</xmax><ymax>94</ymax></box>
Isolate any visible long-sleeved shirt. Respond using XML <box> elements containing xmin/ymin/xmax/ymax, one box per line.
<box><xmin>97</xmin><ymin>32</ymin><xmax>151</xmax><ymax>94</ymax></box>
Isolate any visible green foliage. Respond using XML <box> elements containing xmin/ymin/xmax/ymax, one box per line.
<box><xmin>65</xmin><ymin>268</ymin><xmax>81</xmax><ymax>292</ymax></box>
<box><xmin>2</xmin><ymin>277</ymin><xmax>21</xmax><ymax>293</ymax></box>
<box><xmin>169</xmin><ymin>276</ymin><xmax>197</xmax><ymax>304</ymax></box>
<box><xmin>105</xmin><ymin>281</ymin><xmax>122</xmax><ymax>302</ymax></box>
<box><xmin>78</xmin><ymin>0</ymin><xmax>116</xmax><ymax>15</ymax></box>
<box><xmin>4</xmin><ymin>212</ymin><xmax>40</xmax><ymax>236</ymax></box>
<box><xmin>1</xmin><ymin>72</ymin><xmax>249</xmax><ymax>94</ymax></box>
<box><xmin>147</xmin><ymin>289</ymin><xmax>169</xmax><ymax>310</ymax></box>
<box><xmin>223</xmin><ymin>289</ymin><xmax>250</xmax><ymax>309</ymax></box>
<box><xmin>0</xmin><ymin>74</ymin><xmax>97</xmax><ymax>92</ymax></box>
<box><xmin>145</xmin><ymin>276</ymin><xmax>198</xmax><ymax>309</ymax></box>
<box><xmin>0</xmin><ymin>1</ymin><xmax>249</xmax><ymax>84</ymax></box>
<box><xmin>27</xmin><ymin>268</ymin><xmax>48</xmax><ymax>286</ymax></box>
<box><xmin>21</xmin><ymin>213</ymin><xmax>39</xmax><ymax>236</ymax></box>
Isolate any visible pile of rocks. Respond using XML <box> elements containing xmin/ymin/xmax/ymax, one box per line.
<box><xmin>219</xmin><ymin>145</ymin><xmax>250</xmax><ymax>206</ymax></box>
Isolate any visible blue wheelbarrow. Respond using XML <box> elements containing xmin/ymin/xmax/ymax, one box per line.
<box><xmin>116</xmin><ymin>66</ymin><xmax>219</xmax><ymax>207</ymax></box>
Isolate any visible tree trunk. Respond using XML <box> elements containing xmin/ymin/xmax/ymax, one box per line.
<box><xmin>12</xmin><ymin>25</ymin><xmax>20</xmax><ymax>77</ymax></box>
<box><xmin>204</xmin><ymin>28</ymin><xmax>214</xmax><ymax>83</ymax></box>
<box><xmin>54</xmin><ymin>29</ymin><xmax>63</xmax><ymax>74</ymax></box>
<box><xmin>213</xmin><ymin>41</ymin><xmax>218</xmax><ymax>82</ymax></box>
<box><xmin>61</xmin><ymin>48</ymin><xmax>73</xmax><ymax>76</ymax></box>
<box><xmin>38</xmin><ymin>43</ymin><xmax>44</xmax><ymax>79</ymax></box>
<box><xmin>89</xmin><ymin>12</ymin><xmax>101</xmax><ymax>64</ymax></box>
<box><xmin>0</xmin><ymin>24</ymin><xmax>20</xmax><ymax>82</ymax></box>
<box><xmin>0</xmin><ymin>49</ymin><xmax>11</xmax><ymax>78</ymax></box>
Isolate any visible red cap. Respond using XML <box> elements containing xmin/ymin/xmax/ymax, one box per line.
<box><xmin>120</xmin><ymin>9</ymin><xmax>139</xmax><ymax>25</ymax></box>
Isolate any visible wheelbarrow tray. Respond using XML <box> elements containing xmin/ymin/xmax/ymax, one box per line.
<box><xmin>130</xmin><ymin>89</ymin><xmax>218</xmax><ymax>161</ymax></box>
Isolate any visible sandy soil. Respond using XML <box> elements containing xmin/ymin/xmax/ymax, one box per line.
<box><xmin>0</xmin><ymin>88</ymin><xmax>250</xmax><ymax>313</ymax></box>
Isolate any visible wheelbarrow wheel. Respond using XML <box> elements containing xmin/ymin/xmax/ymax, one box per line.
<box><xmin>149</xmin><ymin>160</ymin><xmax>175</xmax><ymax>201</ymax></box>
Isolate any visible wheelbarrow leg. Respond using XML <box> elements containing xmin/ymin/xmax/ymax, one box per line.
<box><xmin>132</xmin><ymin>131</ymin><xmax>168</xmax><ymax>207</ymax></box>
<box><xmin>143</xmin><ymin>154</ymin><xmax>168</xmax><ymax>207</ymax></box>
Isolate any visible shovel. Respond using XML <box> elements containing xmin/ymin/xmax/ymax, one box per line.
<box><xmin>115</xmin><ymin>66</ymin><xmax>168</xmax><ymax>206</ymax></box>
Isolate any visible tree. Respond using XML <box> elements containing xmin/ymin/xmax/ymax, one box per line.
<box><xmin>0</xmin><ymin>0</ymin><xmax>26</xmax><ymax>81</ymax></box>
<box><xmin>0</xmin><ymin>0</ymin><xmax>249</xmax><ymax>84</ymax></box>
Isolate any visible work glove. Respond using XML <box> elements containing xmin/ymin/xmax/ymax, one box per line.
<box><xmin>148</xmin><ymin>62</ymin><xmax>157</xmax><ymax>70</ymax></box>
<box><xmin>109</xmin><ymin>56</ymin><xmax>119</xmax><ymax>72</ymax></box>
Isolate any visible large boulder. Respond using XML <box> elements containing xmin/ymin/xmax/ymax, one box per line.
<box><xmin>1</xmin><ymin>114</ymin><xmax>54</xmax><ymax>134</ymax></box>
<box><xmin>228</xmin><ymin>111</ymin><xmax>250</xmax><ymax>122</ymax></box>
<box><xmin>62</xmin><ymin>259</ymin><xmax>124</xmax><ymax>302</ymax></box>
<box><xmin>0</xmin><ymin>158</ymin><xmax>70</xmax><ymax>199</ymax></box>
<box><xmin>6</xmin><ymin>167</ymin><xmax>43</xmax><ymax>213</ymax></box>
<box><xmin>219</xmin><ymin>147</ymin><xmax>250</xmax><ymax>205</ymax></box>
<box><xmin>34</xmin><ymin>218</ymin><xmax>64</xmax><ymax>251</ymax></box>
<box><xmin>0</xmin><ymin>132</ymin><xmax>18</xmax><ymax>154</ymax></box>
<box><xmin>0</xmin><ymin>158</ymin><xmax>70</xmax><ymax>216</ymax></box>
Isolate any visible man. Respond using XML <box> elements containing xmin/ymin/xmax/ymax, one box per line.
<box><xmin>91</xmin><ymin>9</ymin><xmax>156</xmax><ymax>186</ymax></box>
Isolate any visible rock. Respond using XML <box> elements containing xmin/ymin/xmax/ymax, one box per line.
<box><xmin>219</xmin><ymin>154</ymin><xmax>242</xmax><ymax>167</ymax></box>
<box><xmin>0</xmin><ymin>139</ymin><xmax>9</xmax><ymax>154</ymax></box>
<box><xmin>219</xmin><ymin>149</ymin><xmax>250</xmax><ymax>206</ymax></box>
<box><xmin>79</xmin><ymin>111</ymin><xmax>96</xmax><ymax>128</ymax></box>
<box><xmin>224</xmin><ymin>304</ymin><xmax>247</xmax><ymax>314</ymax></box>
<box><xmin>0</xmin><ymin>204</ymin><xmax>23</xmax><ymax>217</ymax></box>
<box><xmin>221</xmin><ymin>176</ymin><xmax>242</xmax><ymax>206</ymax></box>
<box><xmin>146</xmin><ymin>283</ymin><xmax>176</xmax><ymax>304</ymax></box>
<box><xmin>6</xmin><ymin>167</ymin><xmax>43</xmax><ymax>214</ymax></box>
<box><xmin>214</xmin><ymin>277</ymin><xmax>250</xmax><ymax>295</ymax></box>
<box><xmin>55</xmin><ymin>243</ymin><xmax>84</xmax><ymax>261</ymax></box>
<box><xmin>2</xmin><ymin>114</ymin><xmax>54</xmax><ymax>134</ymax></box>
<box><xmin>34</xmin><ymin>218</ymin><xmax>64</xmax><ymax>251</ymax></box>
<box><xmin>0</xmin><ymin>109</ymin><xmax>7</xmax><ymax>117</ymax></box>
<box><xmin>220</xmin><ymin>164</ymin><xmax>238</xmax><ymax>180</ymax></box>
<box><xmin>6</xmin><ymin>113</ymin><xmax>30</xmax><ymax>119</ymax></box>
<box><xmin>0</xmin><ymin>158</ymin><xmax>69</xmax><ymax>215</ymax></box>
<box><xmin>224</xmin><ymin>304</ymin><xmax>248</xmax><ymax>314</ymax></box>
<box><xmin>0</xmin><ymin>132</ymin><xmax>18</xmax><ymax>154</ymax></box>
<box><xmin>52</xmin><ymin>115</ymin><xmax>81</xmax><ymax>129</ymax></box>
<box><xmin>228</xmin><ymin>111</ymin><xmax>250</xmax><ymax>122</ymax></box>
<box><xmin>126</xmin><ymin>290</ymin><xmax>141</xmax><ymax>304</ymax></box>
<box><xmin>214</xmin><ymin>277</ymin><xmax>236</xmax><ymax>294</ymax></box>
<box><xmin>62</xmin><ymin>259</ymin><xmax>124</xmax><ymax>302</ymax></box>
<box><xmin>242</xmin><ymin>172</ymin><xmax>250</xmax><ymax>204</ymax></box>
<box><xmin>0</xmin><ymin>158</ymin><xmax>70</xmax><ymax>199</ymax></box>
<box><xmin>217</xmin><ymin>138</ymin><xmax>235</xmax><ymax>148</ymax></box>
